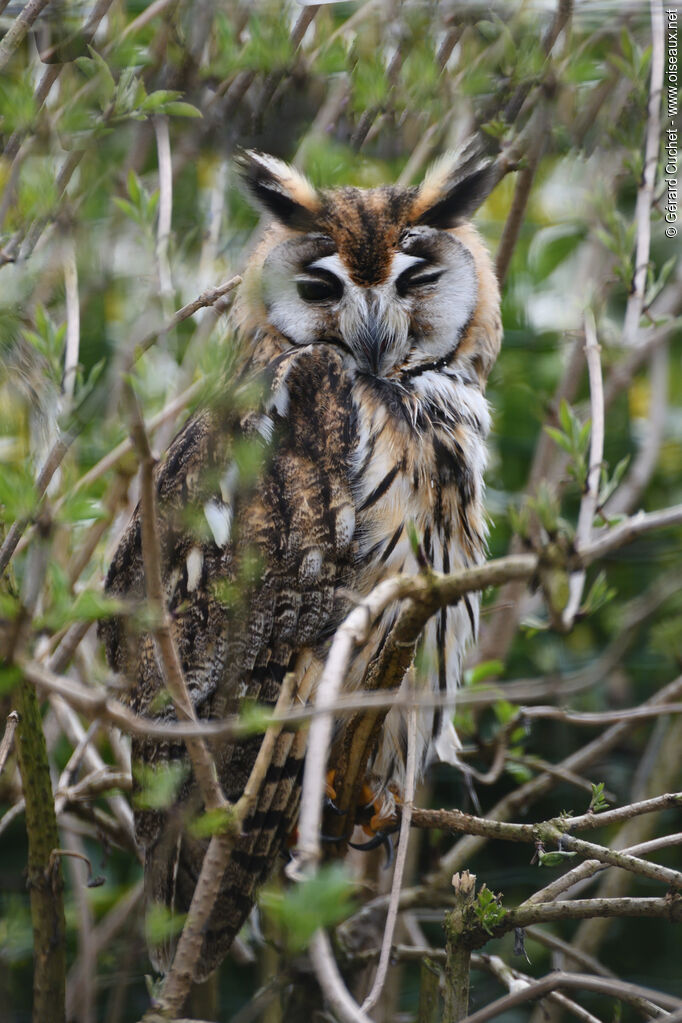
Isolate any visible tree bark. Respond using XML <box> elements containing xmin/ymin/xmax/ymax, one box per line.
<box><xmin>15</xmin><ymin>677</ymin><xmax>66</xmax><ymax>1023</ymax></box>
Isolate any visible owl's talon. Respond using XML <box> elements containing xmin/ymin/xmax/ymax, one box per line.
<box><xmin>324</xmin><ymin>795</ymin><xmax>347</xmax><ymax>816</ymax></box>
<box><xmin>349</xmin><ymin>830</ymin><xmax>395</xmax><ymax>868</ymax></box>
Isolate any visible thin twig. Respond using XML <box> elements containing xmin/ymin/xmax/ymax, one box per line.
<box><xmin>49</xmin><ymin>695</ymin><xmax>135</xmax><ymax>842</ymax></box>
<box><xmin>22</xmin><ymin>653</ymin><xmax>682</xmax><ymax>744</ymax></box>
<box><xmin>361</xmin><ymin>702</ymin><xmax>417</xmax><ymax>1012</ymax></box>
<box><xmin>523</xmin><ymin>927</ymin><xmax>668</xmax><ymax>1020</ymax></box>
<box><xmin>63</xmin><ymin>233</ymin><xmax>80</xmax><ymax>403</ymax></box>
<box><xmin>0</xmin><ymin>0</ymin><xmax>51</xmax><ymax>72</ymax></box>
<box><xmin>0</xmin><ymin>434</ymin><xmax>74</xmax><ymax>576</ymax></box>
<box><xmin>60</xmin><ymin>378</ymin><xmax>203</xmax><ymax>505</ymax></box>
<box><xmin>119</xmin><ymin>0</ymin><xmax>177</xmax><ymax>42</ymax></box>
<box><xmin>309</xmin><ymin>930</ymin><xmax>373</xmax><ymax>1023</ymax></box>
<box><xmin>130</xmin><ymin>275</ymin><xmax>241</xmax><ymax>367</ymax></box>
<box><xmin>605</xmin><ymin>342</ymin><xmax>669</xmax><ymax>516</ymax></box>
<box><xmin>0</xmin><ymin>711</ymin><xmax>19</xmax><ymax>776</ymax></box>
<box><xmin>556</xmin><ymin>831</ymin><xmax>682</xmax><ymax>890</ymax></box>
<box><xmin>459</xmin><ymin>970</ymin><xmax>681</xmax><ymax>1023</ymax></box>
<box><xmin>525</xmin><ymin>832</ymin><xmax>682</xmax><ymax>907</ymax></box>
<box><xmin>562</xmin><ymin>311</ymin><xmax>604</xmax><ymax>628</ymax></box>
<box><xmin>289</xmin><ymin>576</ymin><xmax>408</xmax><ymax>878</ymax></box>
<box><xmin>155</xmin><ymin>670</ymin><xmax>298</xmax><ymax>1016</ymax></box>
<box><xmin>153</xmin><ymin>116</ymin><xmax>174</xmax><ymax>305</ymax></box>
<box><xmin>431</xmin><ymin>672</ymin><xmax>682</xmax><ymax>886</ymax></box>
<box><xmin>495</xmin><ymin>106</ymin><xmax>547</xmax><ymax>285</ymax></box>
<box><xmin>521</xmin><ymin>702</ymin><xmax>682</xmax><ymax>727</ymax></box>
<box><xmin>621</xmin><ymin>0</ymin><xmax>665</xmax><ymax>346</ymax></box>
<box><xmin>66</xmin><ymin>881</ymin><xmax>143</xmax><ymax>1019</ymax></box>
<box><xmin>124</xmin><ymin>383</ymin><xmax>224</xmax><ymax>813</ymax></box>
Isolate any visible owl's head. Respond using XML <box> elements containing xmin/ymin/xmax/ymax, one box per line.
<box><xmin>235</xmin><ymin>150</ymin><xmax>501</xmax><ymax>387</ymax></box>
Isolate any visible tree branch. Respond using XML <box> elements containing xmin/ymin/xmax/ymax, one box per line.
<box><xmin>621</xmin><ymin>0</ymin><xmax>665</xmax><ymax>346</ymax></box>
<box><xmin>459</xmin><ymin>970</ymin><xmax>681</xmax><ymax>1023</ymax></box>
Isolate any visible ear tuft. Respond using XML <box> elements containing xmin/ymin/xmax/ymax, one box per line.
<box><xmin>235</xmin><ymin>150</ymin><xmax>322</xmax><ymax>232</ymax></box>
<box><xmin>411</xmin><ymin>148</ymin><xmax>496</xmax><ymax>228</ymax></box>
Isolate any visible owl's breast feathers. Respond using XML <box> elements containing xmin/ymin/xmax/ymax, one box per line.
<box><xmin>101</xmin><ymin>335</ymin><xmax>490</xmax><ymax>977</ymax></box>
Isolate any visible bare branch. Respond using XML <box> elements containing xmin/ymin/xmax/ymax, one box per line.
<box><xmin>459</xmin><ymin>970</ymin><xmax>681</xmax><ymax>1023</ymax></box>
<box><xmin>431</xmin><ymin>673</ymin><xmax>682</xmax><ymax>886</ymax></box>
<box><xmin>621</xmin><ymin>0</ymin><xmax>665</xmax><ymax>346</ymax></box>
<box><xmin>290</xmin><ymin>576</ymin><xmax>408</xmax><ymax>878</ymax></box>
<box><xmin>119</xmin><ymin>0</ymin><xmax>177</xmax><ymax>42</ymax></box>
<box><xmin>0</xmin><ymin>434</ymin><xmax>74</xmax><ymax>576</ymax></box>
<box><xmin>124</xmin><ymin>383</ymin><xmax>225</xmax><ymax>812</ymax></box>
<box><xmin>361</xmin><ymin>702</ymin><xmax>418</xmax><ymax>1012</ymax></box>
<box><xmin>156</xmin><ymin>670</ymin><xmax>299</xmax><ymax>1016</ymax></box>
<box><xmin>62</xmin><ymin>378</ymin><xmax>203</xmax><ymax>505</ymax></box>
<box><xmin>525</xmin><ymin>832</ymin><xmax>682</xmax><ymax>908</ymax></box>
<box><xmin>555</xmin><ymin>831</ymin><xmax>682</xmax><ymax>890</ymax></box>
<box><xmin>520</xmin><ymin>702</ymin><xmax>682</xmax><ymax>728</ymax></box>
<box><xmin>605</xmin><ymin>342</ymin><xmax>669</xmax><ymax>516</ymax></box>
<box><xmin>62</xmin><ymin>233</ymin><xmax>80</xmax><ymax>403</ymax></box>
<box><xmin>495</xmin><ymin>106</ymin><xmax>547</xmax><ymax>285</ymax></box>
<box><xmin>562</xmin><ymin>311</ymin><xmax>604</xmax><ymax>628</ymax></box>
<box><xmin>0</xmin><ymin>0</ymin><xmax>52</xmax><ymax>72</ymax></box>
<box><xmin>153</xmin><ymin>116</ymin><xmax>174</xmax><ymax>305</ymax></box>
<box><xmin>0</xmin><ymin>711</ymin><xmax>19</xmax><ymax>777</ymax></box>
<box><xmin>309</xmin><ymin>930</ymin><xmax>373</xmax><ymax>1023</ymax></box>
<box><xmin>412</xmin><ymin>793</ymin><xmax>682</xmax><ymax>846</ymax></box>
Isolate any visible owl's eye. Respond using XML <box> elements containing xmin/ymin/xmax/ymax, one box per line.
<box><xmin>396</xmin><ymin>262</ymin><xmax>444</xmax><ymax>298</ymax></box>
<box><xmin>296</xmin><ymin>270</ymin><xmax>343</xmax><ymax>304</ymax></box>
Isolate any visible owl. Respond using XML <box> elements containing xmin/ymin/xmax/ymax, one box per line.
<box><xmin>100</xmin><ymin>148</ymin><xmax>502</xmax><ymax>979</ymax></box>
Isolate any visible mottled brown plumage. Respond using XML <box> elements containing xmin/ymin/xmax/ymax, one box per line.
<box><xmin>100</xmin><ymin>149</ymin><xmax>502</xmax><ymax>978</ymax></box>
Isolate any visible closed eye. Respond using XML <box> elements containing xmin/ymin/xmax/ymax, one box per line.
<box><xmin>296</xmin><ymin>268</ymin><xmax>343</xmax><ymax>303</ymax></box>
<box><xmin>396</xmin><ymin>263</ymin><xmax>444</xmax><ymax>297</ymax></box>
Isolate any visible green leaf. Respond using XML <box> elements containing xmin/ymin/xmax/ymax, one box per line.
<box><xmin>86</xmin><ymin>45</ymin><xmax>116</xmax><ymax>103</ymax></box>
<box><xmin>493</xmin><ymin>699</ymin><xmax>518</xmax><ymax>725</ymax></box>
<box><xmin>126</xmin><ymin>169</ymin><xmax>141</xmax><ymax>205</ymax></box>
<box><xmin>465</xmin><ymin>660</ymin><xmax>504</xmax><ymax>686</ymax></box>
<box><xmin>620</xmin><ymin>28</ymin><xmax>634</xmax><ymax>65</ymax></box>
<box><xmin>260</xmin><ymin>864</ymin><xmax>356</xmax><ymax>953</ymax></box>
<box><xmin>474</xmin><ymin>885</ymin><xmax>507</xmax><ymax>935</ymax></box>
<box><xmin>506</xmin><ymin>760</ymin><xmax>533</xmax><ymax>784</ymax></box>
<box><xmin>144</xmin><ymin>903</ymin><xmax>186</xmax><ymax>947</ymax></box>
<box><xmin>162</xmin><ymin>101</ymin><xmax>202</xmax><ymax>118</ymax></box>
<box><xmin>189</xmin><ymin>806</ymin><xmax>238</xmax><ymax>839</ymax></box>
<box><xmin>544</xmin><ymin>426</ymin><xmax>574</xmax><ymax>454</ymax></box>
<box><xmin>133</xmin><ymin>762</ymin><xmax>190</xmax><ymax>811</ymax></box>
<box><xmin>538</xmin><ymin>850</ymin><xmax>577</xmax><ymax>867</ymax></box>
<box><xmin>238</xmin><ymin>701</ymin><xmax>275</xmax><ymax>737</ymax></box>
<box><xmin>56</xmin><ymin>494</ymin><xmax>106</xmax><ymax>526</ymax></box>
<box><xmin>139</xmin><ymin>90</ymin><xmax>182</xmax><ymax>112</ymax></box>
<box><xmin>589</xmin><ymin>781</ymin><xmax>610</xmax><ymax>813</ymax></box>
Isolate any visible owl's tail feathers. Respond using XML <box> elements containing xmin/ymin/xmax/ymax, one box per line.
<box><xmin>142</xmin><ymin>744</ymin><xmax>306</xmax><ymax>983</ymax></box>
<box><xmin>143</xmin><ymin>829</ymin><xmax>254</xmax><ymax>982</ymax></box>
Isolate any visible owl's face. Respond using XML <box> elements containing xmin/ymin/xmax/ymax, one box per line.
<box><xmin>237</xmin><ymin>151</ymin><xmax>500</xmax><ymax>385</ymax></box>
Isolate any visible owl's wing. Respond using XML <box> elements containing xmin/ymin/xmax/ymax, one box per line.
<box><xmin>100</xmin><ymin>344</ymin><xmax>358</xmax><ymax>978</ymax></box>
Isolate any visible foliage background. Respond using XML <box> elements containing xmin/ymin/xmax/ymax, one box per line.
<box><xmin>0</xmin><ymin>1</ymin><xmax>680</xmax><ymax>1021</ymax></box>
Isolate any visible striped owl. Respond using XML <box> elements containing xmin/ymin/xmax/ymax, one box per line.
<box><xmin>100</xmin><ymin>149</ymin><xmax>501</xmax><ymax>979</ymax></box>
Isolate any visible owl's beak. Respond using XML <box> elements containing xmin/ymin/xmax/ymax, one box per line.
<box><xmin>352</xmin><ymin>306</ymin><xmax>387</xmax><ymax>376</ymax></box>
